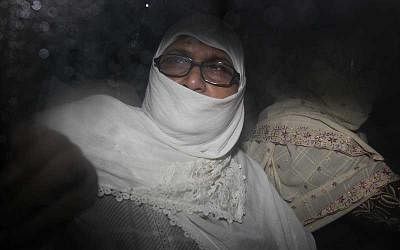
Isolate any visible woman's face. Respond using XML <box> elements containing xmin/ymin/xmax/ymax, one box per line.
<box><xmin>162</xmin><ymin>36</ymin><xmax>239</xmax><ymax>99</ymax></box>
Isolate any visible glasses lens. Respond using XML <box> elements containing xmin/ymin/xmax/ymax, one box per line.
<box><xmin>159</xmin><ymin>55</ymin><xmax>191</xmax><ymax>76</ymax></box>
<box><xmin>202</xmin><ymin>62</ymin><xmax>235</xmax><ymax>85</ymax></box>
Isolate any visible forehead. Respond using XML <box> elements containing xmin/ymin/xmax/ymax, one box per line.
<box><xmin>164</xmin><ymin>36</ymin><xmax>232</xmax><ymax>63</ymax></box>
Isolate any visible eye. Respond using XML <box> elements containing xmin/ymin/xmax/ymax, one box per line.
<box><xmin>162</xmin><ymin>55</ymin><xmax>191</xmax><ymax>64</ymax></box>
<box><xmin>205</xmin><ymin>62</ymin><xmax>233</xmax><ymax>73</ymax></box>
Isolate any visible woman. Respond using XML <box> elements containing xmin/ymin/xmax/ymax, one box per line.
<box><xmin>37</xmin><ymin>15</ymin><xmax>316</xmax><ymax>249</ymax></box>
<box><xmin>242</xmin><ymin>97</ymin><xmax>399</xmax><ymax>232</ymax></box>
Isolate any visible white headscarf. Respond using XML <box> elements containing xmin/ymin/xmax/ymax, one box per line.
<box><xmin>38</xmin><ymin>14</ymin><xmax>315</xmax><ymax>250</ymax></box>
<box><xmin>142</xmin><ymin>14</ymin><xmax>246</xmax><ymax>158</ymax></box>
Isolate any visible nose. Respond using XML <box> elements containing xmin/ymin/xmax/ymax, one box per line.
<box><xmin>180</xmin><ymin>65</ymin><xmax>205</xmax><ymax>92</ymax></box>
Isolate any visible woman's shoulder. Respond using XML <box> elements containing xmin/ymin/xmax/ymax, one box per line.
<box><xmin>36</xmin><ymin>94</ymin><xmax>144</xmax><ymax>135</ymax></box>
<box><xmin>76</xmin><ymin>94</ymin><xmax>141</xmax><ymax>112</ymax></box>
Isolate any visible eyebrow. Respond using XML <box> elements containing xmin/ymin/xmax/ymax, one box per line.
<box><xmin>164</xmin><ymin>48</ymin><xmax>233</xmax><ymax>66</ymax></box>
<box><xmin>164</xmin><ymin>48</ymin><xmax>190</xmax><ymax>57</ymax></box>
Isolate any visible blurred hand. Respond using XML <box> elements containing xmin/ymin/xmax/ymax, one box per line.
<box><xmin>0</xmin><ymin>125</ymin><xmax>98</xmax><ymax>248</ymax></box>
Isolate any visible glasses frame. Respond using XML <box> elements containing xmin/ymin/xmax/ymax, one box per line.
<box><xmin>154</xmin><ymin>54</ymin><xmax>240</xmax><ymax>88</ymax></box>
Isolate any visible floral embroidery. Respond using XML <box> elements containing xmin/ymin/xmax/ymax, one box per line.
<box><xmin>249</xmin><ymin>123</ymin><xmax>368</xmax><ymax>157</ymax></box>
<box><xmin>350</xmin><ymin>181</ymin><xmax>400</xmax><ymax>230</ymax></box>
<box><xmin>98</xmin><ymin>156</ymin><xmax>247</xmax><ymax>224</ymax></box>
<box><xmin>314</xmin><ymin>167</ymin><xmax>398</xmax><ymax>221</ymax></box>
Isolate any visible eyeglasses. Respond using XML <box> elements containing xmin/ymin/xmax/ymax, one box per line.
<box><xmin>154</xmin><ymin>54</ymin><xmax>240</xmax><ymax>87</ymax></box>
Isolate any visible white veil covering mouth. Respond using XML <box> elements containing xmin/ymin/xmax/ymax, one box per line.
<box><xmin>37</xmin><ymin>14</ymin><xmax>316</xmax><ymax>250</ymax></box>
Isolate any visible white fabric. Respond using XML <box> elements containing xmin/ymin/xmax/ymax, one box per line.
<box><xmin>142</xmin><ymin>14</ymin><xmax>246</xmax><ymax>159</ymax></box>
<box><xmin>38</xmin><ymin>15</ymin><xmax>315</xmax><ymax>250</ymax></box>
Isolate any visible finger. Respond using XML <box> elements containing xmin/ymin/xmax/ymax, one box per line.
<box><xmin>0</xmin><ymin>129</ymin><xmax>76</xmax><ymax>190</ymax></box>
<box><xmin>12</xmin><ymin>126</ymin><xmax>71</xmax><ymax>165</ymax></box>
<box><xmin>9</xmin><ymin>124</ymin><xmax>48</xmax><ymax>156</ymax></box>
<box><xmin>0</xmin><ymin>161</ymin><xmax>23</xmax><ymax>193</ymax></box>
<box><xmin>0</xmin><ymin>124</ymin><xmax>39</xmax><ymax>182</ymax></box>
<box><xmin>1</xmin><ymin>174</ymin><xmax>97</xmax><ymax>249</ymax></box>
<box><xmin>2</xmin><ymin>146</ymin><xmax>94</xmax><ymax>227</ymax></box>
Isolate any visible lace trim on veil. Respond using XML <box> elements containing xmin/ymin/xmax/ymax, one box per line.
<box><xmin>98</xmin><ymin>156</ymin><xmax>246</xmax><ymax>224</ymax></box>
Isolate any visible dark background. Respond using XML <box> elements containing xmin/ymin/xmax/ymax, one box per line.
<box><xmin>1</xmin><ymin>0</ymin><xmax>399</xmax><ymax>249</ymax></box>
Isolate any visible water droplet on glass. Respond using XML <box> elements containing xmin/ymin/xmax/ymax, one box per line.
<box><xmin>16</xmin><ymin>1</ymin><xmax>29</xmax><ymax>18</ymax></box>
<box><xmin>15</xmin><ymin>20</ymin><xmax>24</xmax><ymax>30</ymax></box>
<box><xmin>31</xmin><ymin>0</ymin><xmax>42</xmax><ymax>11</ymax></box>
<box><xmin>17</xmin><ymin>8</ymin><xmax>31</xmax><ymax>19</ymax></box>
<box><xmin>39</xmin><ymin>21</ymin><xmax>49</xmax><ymax>32</ymax></box>
<box><xmin>47</xmin><ymin>7</ymin><xmax>58</xmax><ymax>18</ymax></box>
<box><xmin>20</xmin><ymin>0</ymin><xmax>30</xmax><ymax>10</ymax></box>
<box><xmin>38</xmin><ymin>48</ymin><xmax>49</xmax><ymax>59</ymax></box>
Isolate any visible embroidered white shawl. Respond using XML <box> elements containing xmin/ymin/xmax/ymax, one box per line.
<box><xmin>38</xmin><ymin>15</ymin><xmax>315</xmax><ymax>250</ymax></box>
